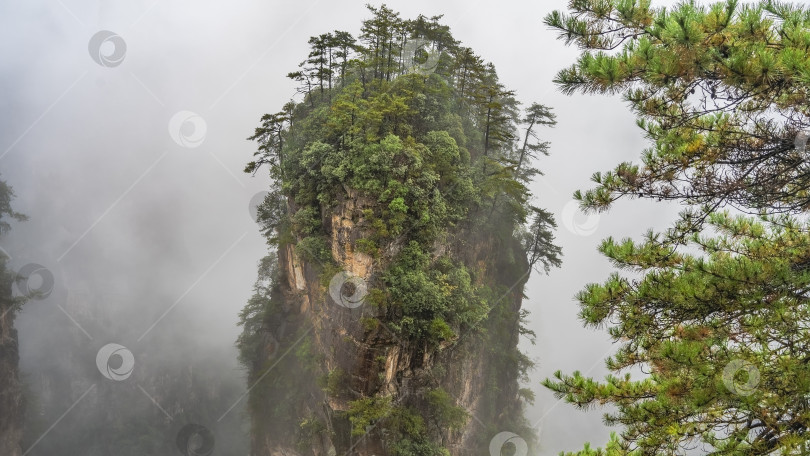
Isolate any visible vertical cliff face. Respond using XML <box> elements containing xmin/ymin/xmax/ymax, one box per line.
<box><xmin>245</xmin><ymin>191</ymin><xmax>535</xmax><ymax>456</ymax></box>
<box><xmin>0</xmin><ymin>258</ymin><xmax>25</xmax><ymax>456</ymax></box>
<box><xmin>0</xmin><ymin>180</ymin><xmax>26</xmax><ymax>456</ymax></box>
<box><xmin>0</xmin><ymin>281</ymin><xmax>24</xmax><ymax>456</ymax></box>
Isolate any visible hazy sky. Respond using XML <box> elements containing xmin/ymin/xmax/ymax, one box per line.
<box><xmin>0</xmin><ymin>1</ymin><xmax>684</xmax><ymax>454</ymax></box>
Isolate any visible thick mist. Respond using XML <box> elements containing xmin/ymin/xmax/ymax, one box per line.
<box><xmin>0</xmin><ymin>1</ymin><xmax>682</xmax><ymax>454</ymax></box>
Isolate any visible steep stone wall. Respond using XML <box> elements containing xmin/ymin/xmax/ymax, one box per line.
<box><xmin>0</xmin><ymin>308</ymin><xmax>24</xmax><ymax>456</ymax></box>
<box><xmin>251</xmin><ymin>191</ymin><xmax>530</xmax><ymax>456</ymax></box>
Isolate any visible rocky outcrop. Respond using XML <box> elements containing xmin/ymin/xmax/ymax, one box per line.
<box><xmin>251</xmin><ymin>191</ymin><xmax>530</xmax><ymax>456</ymax></box>
<box><xmin>0</xmin><ymin>303</ymin><xmax>24</xmax><ymax>456</ymax></box>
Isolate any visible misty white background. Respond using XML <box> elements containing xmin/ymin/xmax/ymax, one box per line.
<box><xmin>0</xmin><ymin>0</ymin><xmax>682</xmax><ymax>454</ymax></box>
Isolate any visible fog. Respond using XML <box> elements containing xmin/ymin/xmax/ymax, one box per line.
<box><xmin>0</xmin><ymin>0</ymin><xmax>682</xmax><ymax>454</ymax></box>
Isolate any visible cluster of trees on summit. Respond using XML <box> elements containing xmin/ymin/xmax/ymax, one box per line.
<box><xmin>243</xmin><ymin>4</ymin><xmax>563</xmax><ymax>347</ymax></box>
<box><xmin>240</xmin><ymin>4</ymin><xmax>561</xmax><ymax>455</ymax></box>
<box><xmin>239</xmin><ymin>0</ymin><xmax>810</xmax><ymax>454</ymax></box>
